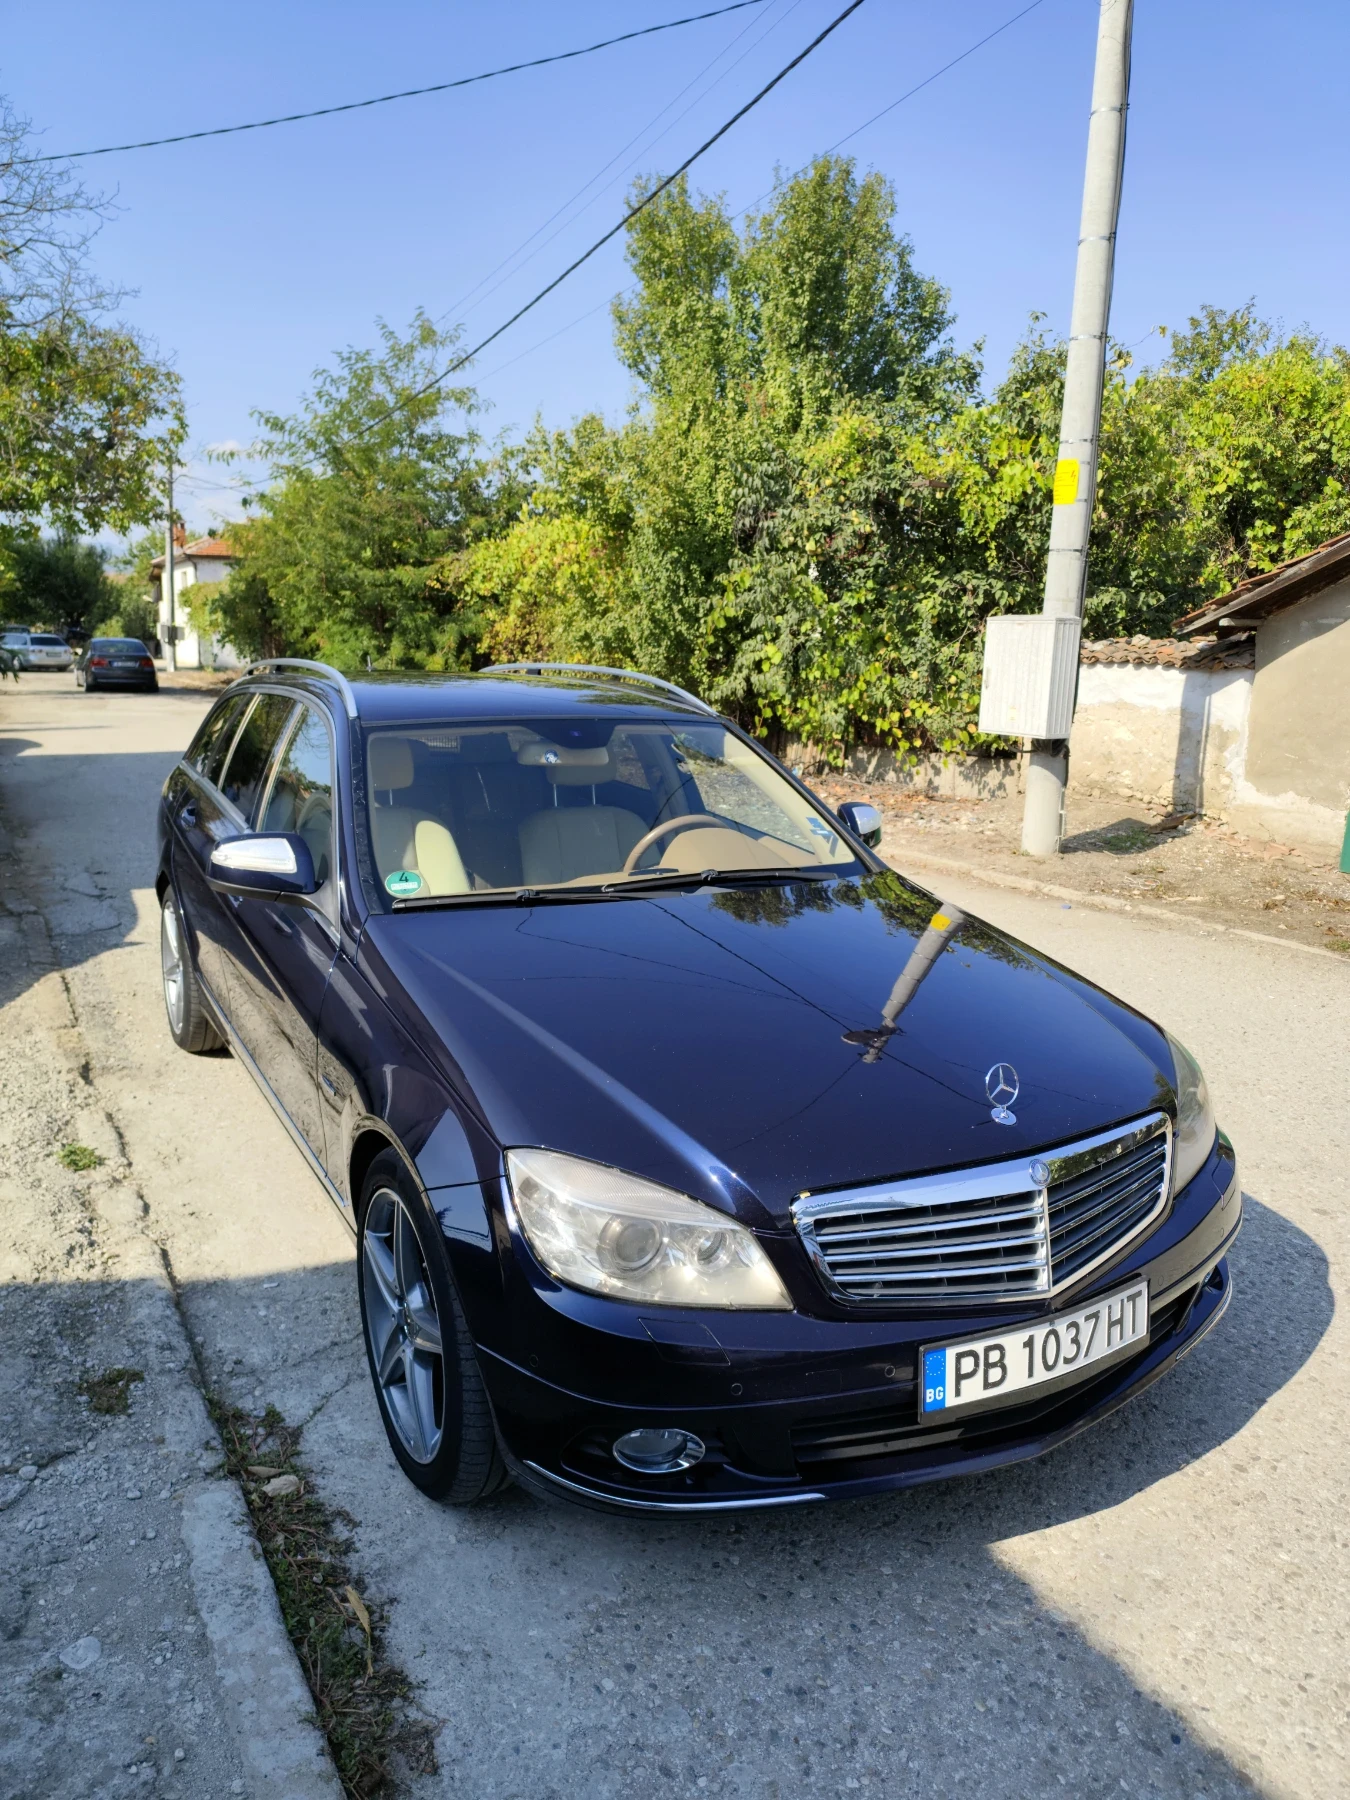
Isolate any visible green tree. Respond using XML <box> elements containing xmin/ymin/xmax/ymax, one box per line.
<box><xmin>6</xmin><ymin>532</ymin><xmax>112</xmax><ymax>632</ymax></box>
<box><xmin>608</xmin><ymin>156</ymin><xmax>977</xmax><ymax>700</ymax></box>
<box><xmin>0</xmin><ymin>99</ymin><xmax>184</xmax><ymax>556</ymax></box>
<box><xmin>218</xmin><ymin>313</ymin><xmax>522</xmax><ymax>667</ymax></box>
<box><xmin>441</xmin><ymin>414</ymin><xmax>637</xmax><ymax>667</ymax></box>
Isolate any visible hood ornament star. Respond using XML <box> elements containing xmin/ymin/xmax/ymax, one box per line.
<box><xmin>986</xmin><ymin>1062</ymin><xmax>1019</xmax><ymax>1125</ymax></box>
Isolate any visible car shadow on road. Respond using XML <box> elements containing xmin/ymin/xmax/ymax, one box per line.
<box><xmin>170</xmin><ymin>1188</ymin><xmax>1327</xmax><ymax>1798</ymax></box>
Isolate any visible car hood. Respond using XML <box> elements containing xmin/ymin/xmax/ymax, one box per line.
<box><xmin>362</xmin><ymin>873</ymin><xmax>1174</xmax><ymax>1230</ymax></box>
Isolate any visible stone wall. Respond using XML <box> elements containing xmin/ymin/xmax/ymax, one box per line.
<box><xmin>1068</xmin><ymin>659</ymin><xmax>1253</xmax><ymax>815</ymax></box>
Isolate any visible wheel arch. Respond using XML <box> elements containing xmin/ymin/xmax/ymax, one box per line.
<box><xmin>349</xmin><ymin>1122</ymin><xmax>418</xmax><ymax>1227</ymax></box>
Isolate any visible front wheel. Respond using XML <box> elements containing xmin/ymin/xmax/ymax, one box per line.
<box><xmin>160</xmin><ymin>891</ymin><xmax>223</xmax><ymax>1053</ymax></box>
<box><xmin>357</xmin><ymin>1149</ymin><xmax>509</xmax><ymax>1504</ymax></box>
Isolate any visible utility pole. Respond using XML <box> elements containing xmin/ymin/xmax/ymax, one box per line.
<box><xmin>164</xmin><ymin>457</ymin><xmax>177</xmax><ymax>674</ymax></box>
<box><xmin>1020</xmin><ymin>0</ymin><xmax>1134</xmax><ymax>856</ymax></box>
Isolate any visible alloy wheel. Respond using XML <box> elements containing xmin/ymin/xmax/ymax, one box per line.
<box><xmin>160</xmin><ymin>900</ymin><xmax>186</xmax><ymax>1036</ymax></box>
<box><xmin>362</xmin><ymin>1188</ymin><xmax>445</xmax><ymax>1463</ymax></box>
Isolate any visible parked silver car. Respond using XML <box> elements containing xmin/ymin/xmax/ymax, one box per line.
<box><xmin>1</xmin><ymin>630</ymin><xmax>74</xmax><ymax>671</ymax></box>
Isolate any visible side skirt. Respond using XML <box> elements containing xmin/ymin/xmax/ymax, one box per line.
<box><xmin>198</xmin><ymin>973</ymin><xmax>355</xmax><ymax>1236</ymax></box>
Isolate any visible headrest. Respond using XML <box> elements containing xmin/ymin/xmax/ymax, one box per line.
<box><xmin>369</xmin><ymin>736</ymin><xmax>414</xmax><ymax>791</ymax></box>
<box><xmin>517</xmin><ymin>741</ymin><xmax>615</xmax><ymax>786</ymax></box>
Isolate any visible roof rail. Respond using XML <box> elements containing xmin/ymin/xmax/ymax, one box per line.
<box><xmin>242</xmin><ymin>657</ymin><xmax>359</xmax><ymax>719</ymax></box>
<box><xmin>478</xmin><ymin>661</ymin><xmax>717</xmax><ymax>717</ymax></box>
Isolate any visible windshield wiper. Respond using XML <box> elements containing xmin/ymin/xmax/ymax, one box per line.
<box><xmin>391</xmin><ymin>884</ymin><xmax>614</xmax><ymax>911</ymax></box>
<box><xmin>389</xmin><ymin>868</ymin><xmax>839</xmax><ymax>911</ymax></box>
<box><xmin>599</xmin><ymin>866</ymin><xmax>838</xmax><ymax>894</ymax></box>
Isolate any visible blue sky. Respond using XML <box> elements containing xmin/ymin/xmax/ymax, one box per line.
<box><xmin>7</xmin><ymin>0</ymin><xmax>1349</xmax><ymax>534</ymax></box>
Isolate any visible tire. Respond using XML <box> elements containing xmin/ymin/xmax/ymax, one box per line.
<box><xmin>357</xmin><ymin>1148</ymin><xmax>509</xmax><ymax>1504</ymax></box>
<box><xmin>160</xmin><ymin>891</ymin><xmax>224</xmax><ymax>1053</ymax></box>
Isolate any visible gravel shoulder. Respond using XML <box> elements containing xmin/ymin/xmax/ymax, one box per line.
<box><xmin>3</xmin><ymin>674</ymin><xmax>1348</xmax><ymax>1800</ymax></box>
<box><xmin>0</xmin><ymin>693</ymin><xmax>340</xmax><ymax>1800</ymax></box>
<box><xmin>810</xmin><ymin>773</ymin><xmax>1350</xmax><ymax>957</ymax></box>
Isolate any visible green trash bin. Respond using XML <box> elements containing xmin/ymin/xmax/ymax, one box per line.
<box><xmin>1342</xmin><ymin>810</ymin><xmax>1350</xmax><ymax>875</ymax></box>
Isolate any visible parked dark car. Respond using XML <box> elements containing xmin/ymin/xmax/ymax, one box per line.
<box><xmin>156</xmin><ymin>660</ymin><xmax>1239</xmax><ymax>1513</ymax></box>
<box><xmin>78</xmin><ymin>637</ymin><xmax>158</xmax><ymax>692</ymax></box>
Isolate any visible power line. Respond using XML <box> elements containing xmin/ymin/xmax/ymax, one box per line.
<box><xmin>31</xmin><ymin>1</ymin><xmax>770</xmax><ymax>163</ymax></box>
<box><xmin>437</xmin><ymin>0</ymin><xmax>805</xmax><ymax>330</ymax></box>
<box><xmin>735</xmin><ymin>0</ymin><xmax>1052</xmax><ymax>223</ymax></box>
<box><xmin>338</xmin><ymin>0</ymin><xmax>868</xmax><ymax>450</ymax></box>
<box><xmin>464</xmin><ymin>2</ymin><xmax>1055</xmax><ymax>398</ymax></box>
<box><xmin>825</xmin><ymin>0</ymin><xmax>1049</xmax><ymax>156</ymax></box>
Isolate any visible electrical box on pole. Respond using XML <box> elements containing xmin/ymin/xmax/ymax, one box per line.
<box><xmin>978</xmin><ymin>616</ymin><xmax>1081</xmax><ymax>740</ymax></box>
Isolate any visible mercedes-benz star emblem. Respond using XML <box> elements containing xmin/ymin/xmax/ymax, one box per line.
<box><xmin>1029</xmin><ymin>1158</ymin><xmax>1051</xmax><ymax>1187</ymax></box>
<box><xmin>985</xmin><ymin>1062</ymin><xmax>1019</xmax><ymax>1125</ymax></box>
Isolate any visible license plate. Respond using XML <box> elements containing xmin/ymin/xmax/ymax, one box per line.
<box><xmin>920</xmin><ymin>1279</ymin><xmax>1149</xmax><ymax>1417</ymax></box>
<box><xmin>114</xmin><ymin>658</ymin><xmax>138</xmax><ymax>667</ymax></box>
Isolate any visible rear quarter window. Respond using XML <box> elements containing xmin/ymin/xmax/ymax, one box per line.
<box><xmin>186</xmin><ymin>692</ymin><xmax>251</xmax><ymax>787</ymax></box>
<box><xmin>218</xmin><ymin>693</ymin><xmax>299</xmax><ymax>823</ymax></box>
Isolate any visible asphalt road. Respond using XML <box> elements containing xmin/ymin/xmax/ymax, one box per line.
<box><xmin>2</xmin><ymin>672</ymin><xmax>1347</xmax><ymax>1800</ymax></box>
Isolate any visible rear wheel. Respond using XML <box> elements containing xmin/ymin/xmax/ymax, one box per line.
<box><xmin>160</xmin><ymin>891</ymin><xmax>223</xmax><ymax>1053</ymax></box>
<box><xmin>357</xmin><ymin>1149</ymin><xmax>509</xmax><ymax>1504</ymax></box>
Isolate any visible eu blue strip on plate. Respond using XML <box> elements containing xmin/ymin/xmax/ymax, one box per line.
<box><xmin>922</xmin><ymin>1346</ymin><xmax>947</xmax><ymax>1412</ymax></box>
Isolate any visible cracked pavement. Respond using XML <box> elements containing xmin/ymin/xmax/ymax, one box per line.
<box><xmin>2</xmin><ymin>672</ymin><xmax>1347</xmax><ymax>1799</ymax></box>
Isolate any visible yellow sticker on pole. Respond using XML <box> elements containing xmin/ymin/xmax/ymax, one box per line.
<box><xmin>1053</xmin><ymin>458</ymin><xmax>1080</xmax><ymax>505</ymax></box>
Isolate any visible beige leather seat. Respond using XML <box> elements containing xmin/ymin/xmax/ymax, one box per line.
<box><xmin>368</xmin><ymin>736</ymin><xmax>470</xmax><ymax>896</ymax></box>
<box><xmin>516</xmin><ymin>742</ymin><xmax>645</xmax><ymax>885</ymax></box>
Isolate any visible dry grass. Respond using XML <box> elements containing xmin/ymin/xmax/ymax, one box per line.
<box><xmin>208</xmin><ymin>1398</ymin><xmax>438</xmax><ymax>1798</ymax></box>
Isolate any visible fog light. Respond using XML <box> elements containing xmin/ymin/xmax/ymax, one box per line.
<box><xmin>612</xmin><ymin>1427</ymin><xmax>705</xmax><ymax>1474</ymax></box>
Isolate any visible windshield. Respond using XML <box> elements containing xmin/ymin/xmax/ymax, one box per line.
<box><xmin>363</xmin><ymin>717</ymin><xmax>860</xmax><ymax>903</ymax></box>
<box><xmin>91</xmin><ymin>639</ymin><xmax>149</xmax><ymax>652</ymax></box>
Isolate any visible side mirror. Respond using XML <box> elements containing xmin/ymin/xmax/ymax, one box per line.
<box><xmin>837</xmin><ymin>801</ymin><xmax>883</xmax><ymax>849</ymax></box>
<box><xmin>208</xmin><ymin>833</ymin><xmax>318</xmax><ymax>900</ymax></box>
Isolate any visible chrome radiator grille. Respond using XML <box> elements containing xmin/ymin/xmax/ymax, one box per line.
<box><xmin>792</xmin><ymin>1113</ymin><xmax>1170</xmax><ymax>1305</ymax></box>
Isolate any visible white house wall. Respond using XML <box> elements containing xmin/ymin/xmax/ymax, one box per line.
<box><xmin>1230</xmin><ymin>576</ymin><xmax>1350</xmax><ymax>860</ymax></box>
<box><xmin>156</xmin><ymin>558</ymin><xmax>242</xmax><ymax>671</ymax></box>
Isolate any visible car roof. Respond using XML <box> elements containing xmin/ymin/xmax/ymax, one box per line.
<box><xmin>234</xmin><ymin>668</ymin><xmax>716</xmax><ymax>727</ymax></box>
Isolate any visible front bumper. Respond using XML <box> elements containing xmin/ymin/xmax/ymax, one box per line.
<box><xmin>477</xmin><ymin>1137</ymin><xmax>1241</xmax><ymax>1513</ymax></box>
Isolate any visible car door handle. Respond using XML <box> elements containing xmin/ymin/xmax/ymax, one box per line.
<box><xmin>271</xmin><ymin>914</ymin><xmax>294</xmax><ymax>937</ymax></box>
<box><xmin>320</xmin><ymin>1072</ymin><xmax>338</xmax><ymax>1097</ymax></box>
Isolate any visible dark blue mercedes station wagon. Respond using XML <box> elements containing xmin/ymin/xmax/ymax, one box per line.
<box><xmin>157</xmin><ymin>659</ymin><xmax>1239</xmax><ymax>1512</ymax></box>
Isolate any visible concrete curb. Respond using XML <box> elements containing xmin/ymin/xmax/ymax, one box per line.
<box><xmin>886</xmin><ymin>839</ymin><xmax>1350</xmax><ymax>964</ymax></box>
<box><xmin>183</xmin><ymin>1484</ymin><xmax>342</xmax><ymax>1799</ymax></box>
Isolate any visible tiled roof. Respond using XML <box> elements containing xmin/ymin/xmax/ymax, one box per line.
<box><xmin>1080</xmin><ymin>635</ymin><xmax>1254</xmax><ymax>671</ymax></box>
<box><xmin>149</xmin><ymin>536</ymin><xmax>236</xmax><ymax>571</ymax></box>
<box><xmin>1175</xmin><ymin>530</ymin><xmax>1350</xmax><ymax>635</ymax></box>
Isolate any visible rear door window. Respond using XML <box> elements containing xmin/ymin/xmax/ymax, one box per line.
<box><xmin>187</xmin><ymin>693</ymin><xmax>251</xmax><ymax>788</ymax></box>
<box><xmin>218</xmin><ymin>694</ymin><xmax>298</xmax><ymax>822</ymax></box>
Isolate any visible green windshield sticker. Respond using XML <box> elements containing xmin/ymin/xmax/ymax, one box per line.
<box><xmin>385</xmin><ymin>869</ymin><xmax>423</xmax><ymax>898</ymax></box>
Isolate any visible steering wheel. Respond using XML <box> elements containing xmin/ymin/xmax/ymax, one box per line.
<box><xmin>622</xmin><ymin>814</ymin><xmax>741</xmax><ymax>875</ymax></box>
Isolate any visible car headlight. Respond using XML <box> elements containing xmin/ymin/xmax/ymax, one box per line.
<box><xmin>1166</xmin><ymin>1032</ymin><xmax>1216</xmax><ymax>1195</ymax></box>
<box><xmin>505</xmin><ymin>1148</ymin><xmax>792</xmax><ymax>1310</ymax></box>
